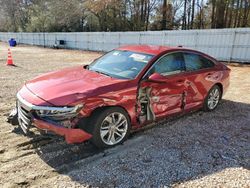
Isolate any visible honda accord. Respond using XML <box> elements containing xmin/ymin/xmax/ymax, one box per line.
<box><xmin>9</xmin><ymin>45</ymin><xmax>230</xmax><ymax>148</ymax></box>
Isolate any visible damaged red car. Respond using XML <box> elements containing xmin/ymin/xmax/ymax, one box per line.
<box><xmin>10</xmin><ymin>45</ymin><xmax>230</xmax><ymax>148</ymax></box>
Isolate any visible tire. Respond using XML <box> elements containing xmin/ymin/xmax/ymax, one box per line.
<box><xmin>203</xmin><ymin>85</ymin><xmax>222</xmax><ymax>112</ymax></box>
<box><xmin>87</xmin><ymin>107</ymin><xmax>131</xmax><ymax>148</ymax></box>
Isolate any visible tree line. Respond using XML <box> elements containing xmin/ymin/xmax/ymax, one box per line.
<box><xmin>0</xmin><ymin>0</ymin><xmax>249</xmax><ymax>32</ymax></box>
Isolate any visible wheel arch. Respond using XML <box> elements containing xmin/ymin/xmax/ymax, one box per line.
<box><xmin>91</xmin><ymin>105</ymin><xmax>132</xmax><ymax>123</ymax></box>
<box><xmin>77</xmin><ymin>105</ymin><xmax>132</xmax><ymax>133</ymax></box>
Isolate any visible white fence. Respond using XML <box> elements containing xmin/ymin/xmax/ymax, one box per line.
<box><xmin>0</xmin><ymin>28</ymin><xmax>250</xmax><ymax>62</ymax></box>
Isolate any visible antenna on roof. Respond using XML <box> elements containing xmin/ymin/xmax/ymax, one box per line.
<box><xmin>178</xmin><ymin>45</ymin><xmax>183</xmax><ymax>48</ymax></box>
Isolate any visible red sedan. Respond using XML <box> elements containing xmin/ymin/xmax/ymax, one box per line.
<box><xmin>10</xmin><ymin>45</ymin><xmax>230</xmax><ymax>148</ymax></box>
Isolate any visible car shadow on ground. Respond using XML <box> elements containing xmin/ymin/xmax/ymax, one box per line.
<box><xmin>16</xmin><ymin>99</ymin><xmax>250</xmax><ymax>187</ymax></box>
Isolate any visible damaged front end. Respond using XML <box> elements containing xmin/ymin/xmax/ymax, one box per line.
<box><xmin>9</xmin><ymin>93</ymin><xmax>92</xmax><ymax>144</ymax></box>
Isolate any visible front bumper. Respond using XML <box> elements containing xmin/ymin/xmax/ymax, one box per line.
<box><xmin>33</xmin><ymin>118</ymin><xmax>92</xmax><ymax>144</ymax></box>
<box><xmin>16</xmin><ymin>93</ymin><xmax>92</xmax><ymax>144</ymax></box>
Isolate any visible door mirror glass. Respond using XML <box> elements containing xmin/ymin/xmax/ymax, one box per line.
<box><xmin>148</xmin><ymin>73</ymin><xmax>166</xmax><ymax>83</ymax></box>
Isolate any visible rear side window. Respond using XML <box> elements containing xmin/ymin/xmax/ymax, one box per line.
<box><xmin>183</xmin><ymin>53</ymin><xmax>214</xmax><ymax>71</ymax></box>
<box><xmin>151</xmin><ymin>52</ymin><xmax>185</xmax><ymax>76</ymax></box>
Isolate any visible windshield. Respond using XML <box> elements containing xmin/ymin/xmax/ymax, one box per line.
<box><xmin>88</xmin><ymin>50</ymin><xmax>154</xmax><ymax>79</ymax></box>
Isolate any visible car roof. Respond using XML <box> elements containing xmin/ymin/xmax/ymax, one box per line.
<box><xmin>117</xmin><ymin>45</ymin><xmax>186</xmax><ymax>55</ymax></box>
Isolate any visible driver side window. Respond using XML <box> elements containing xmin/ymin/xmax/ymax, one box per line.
<box><xmin>150</xmin><ymin>52</ymin><xmax>184</xmax><ymax>76</ymax></box>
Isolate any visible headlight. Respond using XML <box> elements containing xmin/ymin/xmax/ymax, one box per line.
<box><xmin>35</xmin><ymin>104</ymin><xmax>83</xmax><ymax>121</ymax></box>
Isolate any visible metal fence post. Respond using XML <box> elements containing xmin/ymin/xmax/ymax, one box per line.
<box><xmin>195</xmin><ymin>31</ymin><xmax>198</xmax><ymax>49</ymax></box>
<box><xmin>230</xmin><ymin>30</ymin><xmax>237</xmax><ymax>62</ymax></box>
<box><xmin>87</xmin><ymin>33</ymin><xmax>89</xmax><ymax>50</ymax></box>
<box><xmin>139</xmin><ymin>32</ymin><xmax>142</xmax><ymax>45</ymax></box>
<box><xmin>118</xmin><ymin>32</ymin><xmax>121</xmax><ymax>47</ymax></box>
<box><xmin>32</xmin><ymin>33</ymin><xmax>34</xmax><ymax>45</ymax></box>
<box><xmin>164</xmin><ymin>32</ymin><xmax>167</xmax><ymax>46</ymax></box>
<box><xmin>20</xmin><ymin>32</ymin><xmax>23</xmax><ymax>44</ymax></box>
<box><xmin>102</xmin><ymin>32</ymin><xmax>105</xmax><ymax>51</ymax></box>
<box><xmin>43</xmin><ymin>32</ymin><xmax>45</xmax><ymax>48</ymax></box>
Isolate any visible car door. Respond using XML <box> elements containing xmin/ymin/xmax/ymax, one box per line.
<box><xmin>139</xmin><ymin>52</ymin><xmax>186</xmax><ymax>121</ymax></box>
<box><xmin>182</xmin><ymin>52</ymin><xmax>217</xmax><ymax>110</ymax></box>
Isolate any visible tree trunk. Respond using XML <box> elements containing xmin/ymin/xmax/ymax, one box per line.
<box><xmin>182</xmin><ymin>0</ymin><xmax>187</xmax><ymax>29</ymax></box>
<box><xmin>191</xmin><ymin>0</ymin><xmax>195</xmax><ymax>29</ymax></box>
<box><xmin>145</xmin><ymin>0</ymin><xmax>150</xmax><ymax>31</ymax></box>
<box><xmin>211</xmin><ymin>0</ymin><xmax>216</xmax><ymax>28</ymax></box>
<box><xmin>224</xmin><ymin>0</ymin><xmax>230</xmax><ymax>28</ymax></box>
<box><xmin>187</xmin><ymin>0</ymin><xmax>191</xmax><ymax>29</ymax></box>
<box><xmin>215</xmin><ymin>0</ymin><xmax>226</xmax><ymax>28</ymax></box>
<box><xmin>162</xmin><ymin>0</ymin><xmax>167</xmax><ymax>30</ymax></box>
<box><xmin>242</xmin><ymin>0</ymin><xmax>250</xmax><ymax>27</ymax></box>
<box><xmin>143</xmin><ymin>0</ymin><xmax>148</xmax><ymax>30</ymax></box>
<box><xmin>200</xmin><ymin>0</ymin><xmax>204</xmax><ymax>29</ymax></box>
<box><xmin>140</xmin><ymin>0</ymin><xmax>145</xmax><ymax>24</ymax></box>
<box><xmin>234</xmin><ymin>0</ymin><xmax>240</xmax><ymax>27</ymax></box>
<box><xmin>237</xmin><ymin>0</ymin><xmax>243</xmax><ymax>27</ymax></box>
<box><xmin>228</xmin><ymin>0</ymin><xmax>235</xmax><ymax>28</ymax></box>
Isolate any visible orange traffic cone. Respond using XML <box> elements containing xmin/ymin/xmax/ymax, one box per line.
<box><xmin>6</xmin><ymin>48</ymin><xmax>15</xmax><ymax>66</ymax></box>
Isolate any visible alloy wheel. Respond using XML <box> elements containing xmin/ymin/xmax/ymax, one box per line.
<box><xmin>207</xmin><ymin>87</ymin><xmax>220</xmax><ymax>110</ymax></box>
<box><xmin>100</xmin><ymin>112</ymin><xmax>128</xmax><ymax>145</ymax></box>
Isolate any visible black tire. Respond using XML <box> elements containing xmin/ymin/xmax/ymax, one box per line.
<box><xmin>203</xmin><ymin>85</ymin><xmax>222</xmax><ymax>112</ymax></box>
<box><xmin>85</xmin><ymin>107</ymin><xmax>131</xmax><ymax>148</ymax></box>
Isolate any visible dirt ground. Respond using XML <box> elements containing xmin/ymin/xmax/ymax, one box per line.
<box><xmin>0</xmin><ymin>42</ymin><xmax>249</xmax><ymax>188</ymax></box>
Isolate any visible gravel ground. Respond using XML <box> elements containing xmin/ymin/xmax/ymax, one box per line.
<box><xmin>0</xmin><ymin>42</ymin><xmax>249</xmax><ymax>187</ymax></box>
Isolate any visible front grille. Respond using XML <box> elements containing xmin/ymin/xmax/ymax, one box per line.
<box><xmin>17</xmin><ymin>100</ymin><xmax>32</xmax><ymax>133</ymax></box>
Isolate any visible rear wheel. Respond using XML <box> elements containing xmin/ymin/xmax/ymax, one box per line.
<box><xmin>203</xmin><ymin>85</ymin><xmax>222</xmax><ymax>111</ymax></box>
<box><xmin>88</xmin><ymin>107</ymin><xmax>131</xmax><ymax>148</ymax></box>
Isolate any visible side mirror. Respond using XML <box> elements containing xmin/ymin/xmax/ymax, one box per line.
<box><xmin>147</xmin><ymin>73</ymin><xmax>166</xmax><ymax>83</ymax></box>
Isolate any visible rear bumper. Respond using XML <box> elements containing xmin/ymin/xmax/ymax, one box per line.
<box><xmin>33</xmin><ymin>118</ymin><xmax>92</xmax><ymax>144</ymax></box>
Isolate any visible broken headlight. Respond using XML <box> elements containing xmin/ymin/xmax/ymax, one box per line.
<box><xmin>35</xmin><ymin>104</ymin><xmax>83</xmax><ymax>121</ymax></box>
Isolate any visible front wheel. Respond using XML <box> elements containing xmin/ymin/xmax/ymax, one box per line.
<box><xmin>203</xmin><ymin>85</ymin><xmax>222</xmax><ymax>111</ymax></box>
<box><xmin>89</xmin><ymin>107</ymin><xmax>131</xmax><ymax>148</ymax></box>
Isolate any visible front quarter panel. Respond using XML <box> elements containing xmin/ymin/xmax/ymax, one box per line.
<box><xmin>79</xmin><ymin>81</ymin><xmax>138</xmax><ymax>126</ymax></box>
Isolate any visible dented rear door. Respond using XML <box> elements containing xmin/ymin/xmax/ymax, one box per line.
<box><xmin>182</xmin><ymin>52</ymin><xmax>220</xmax><ymax>110</ymax></box>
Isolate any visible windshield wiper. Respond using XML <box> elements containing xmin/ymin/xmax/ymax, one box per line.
<box><xmin>92</xmin><ymin>70</ymin><xmax>112</xmax><ymax>77</ymax></box>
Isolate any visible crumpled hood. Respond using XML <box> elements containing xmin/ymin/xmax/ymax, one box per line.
<box><xmin>25</xmin><ymin>66</ymin><xmax>128</xmax><ymax>106</ymax></box>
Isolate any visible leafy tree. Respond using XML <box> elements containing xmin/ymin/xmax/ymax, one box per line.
<box><xmin>0</xmin><ymin>0</ymin><xmax>249</xmax><ymax>32</ymax></box>
<box><xmin>26</xmin><ymin>0</ymin><xmax>84</xmax><ymax>32</ymax></box>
